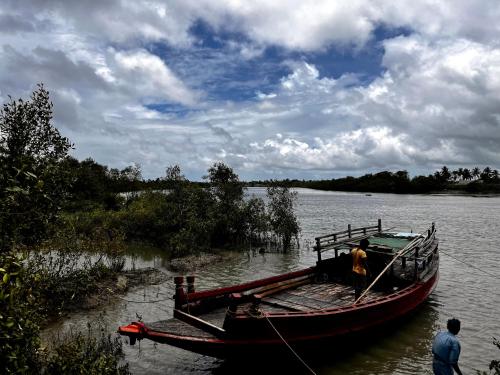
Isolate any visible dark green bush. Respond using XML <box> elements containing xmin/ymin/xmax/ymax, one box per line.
<box><xmin>0</xmin><ymin>85</ymin><xmax>72</xmax><ymax>252</ymax></box>
<box><xmin>477</xmin><ymin>338</ymin><xmax>500</xmax><ymax>375</ymax></box>
<box><xmin>28</xmin><ymin>225</ymin><xmax>127</xmax><ymax>316</ymax></box>
<box><xmin>0</xmin><ymin>251</ymin><xmax>42</xmax><ymax>374</ymax></box>
<box><xmin>44</xmin><ymin>323</ymin><xmax>130</xmax><ymax>375</ymax></box>
<box><xmin>1</xmin><ymin>243</ymin><xmax>129</xmax><ymax>373</ymax></box>
<box><xmin>267</xmin><ymin>185</ymin><xmax>300</xmax><ymax>251</ymax></box>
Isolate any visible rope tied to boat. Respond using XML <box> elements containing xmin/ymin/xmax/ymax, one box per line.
<box><xmin>439</xmin><ymin>249</ymin><xmax>500</xmax><ymax>280</ymax></box>
<box><xmin>246</xmin><ymin>301</ymin><xmax>265</xmax><ymax>319</ymax></box>
<box><xmin>225</xmin><ymin>306</ymin><xmax>238</xmax><ymax>317</ymax></box>
<box><xmin>241</xmin><ymin>302</ymin><xmax>316</xmax><ymax>374</ymax></box>
<box><xmin>264</xmin><ymin>314</ymin><xmax>317</xmax><ymax>375</ymax></box>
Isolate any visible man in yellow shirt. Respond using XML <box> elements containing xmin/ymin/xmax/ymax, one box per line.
<box><xmin>352</xmin><ymin>238</ymin><xmax>370</xmax><ymax>301</ymax></box>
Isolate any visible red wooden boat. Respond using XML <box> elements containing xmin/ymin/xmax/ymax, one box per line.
<box><xmin>118</xmin><ymin>220</ymin><xmax>439</xmax><ymax>358</ymax></box>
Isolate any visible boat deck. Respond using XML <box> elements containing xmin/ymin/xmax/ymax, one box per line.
<box><xmin>145</xmin><ymin>280</ymin><xmax>390</xmax><ymax>338</ymax></box>
<box><xmin>256</xmin><ymin>281</ymin><xmax>387</xmax><ymax>312</ymax></box>
<box><xmin>147</xmin><ymin>315</ymin><xmax>222</xmax><ymax>339</ymax></box>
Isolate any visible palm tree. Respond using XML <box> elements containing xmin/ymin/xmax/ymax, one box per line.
<box><xmin>472</xmin><ymin>167</ymin><xmax>481</xmax><ymax>180</ymax></box>
<box><xmin>481</xmin><ymin>167</ymin><xmax>492</xmax><ymax>182</ymax></box>
<box><xmin>493</xmin><ymin>169</ymin><xmax>499</xmax><ymax>182</ymax></box>
<box><xmin>462</xmin><ymin>168</ymin><xmax>472</xmax><ymax>181</ymax></box>
<box><xmin>440</xmin><ymin>166</ymin><xmax>451</xmax><ymax>181</ymax></box>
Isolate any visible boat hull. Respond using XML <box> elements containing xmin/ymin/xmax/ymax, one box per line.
<box><xmin>119</xmin><ymin>269</ymin><xmax>439</xmax><ymax>358</ymax></box>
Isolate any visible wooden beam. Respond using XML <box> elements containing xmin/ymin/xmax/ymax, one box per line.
<box><xmin>260</xmin><ymin>298</ymin><xmax>304</xmax><ymax>312</ymax></box>
<box><xmin>173</xmin><ymin>309</ymin><xmax>226</xmax><ymax>338</ymax></box>
<box><xmin>186</xmin><ymin>267</ymin><xmax>315</xmax><ymax>302</ymax></box>
<box><xmin>245</xmin><ymin>275</ymin><xmax>312</xmax><ymax>297</ymax></box>
<box><xmin>254</xmin><ymin>278</ymin><xmax>311</xmax><ymax>299</ymax></box>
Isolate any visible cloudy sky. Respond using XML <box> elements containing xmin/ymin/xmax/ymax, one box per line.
<box><xmin>1</xmin><ymin>1</ymin><xmax>500</xmax><ymax>180</ymax></box>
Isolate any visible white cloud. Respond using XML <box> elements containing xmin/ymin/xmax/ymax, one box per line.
<box><xmin>246</xmin><ymin>128</ymin><xmax>413</xmax><ymax>171</ymax></box>
<box><xmin>2</xmin><ymin>0</ymin><xmax>196</xmax><ymax>47</ymax></box>
<box><xmin>4</xmin><ymin>1</ymin><xmax>500</xmax><ymax>53</ymax></box>
<box><xmin>197</xmin><ymin>0</ymin><xmax>376</xmax><ymax>51</ymax></box>
<box><xmin>113</xmin><ymin>49</ymin><xmax>199</xmax><ymax>106</ymax></box>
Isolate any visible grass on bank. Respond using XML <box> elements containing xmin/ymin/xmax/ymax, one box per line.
<box><xmin>0</xmin><ymin>226</ymin><xmax>131</xmax><ymax>374</ymax></box>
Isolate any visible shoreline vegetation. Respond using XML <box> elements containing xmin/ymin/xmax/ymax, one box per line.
<box><xmin>1</xmin><ymin>86</ymin><xmax>499</xmax><ymax>373</ymax></box>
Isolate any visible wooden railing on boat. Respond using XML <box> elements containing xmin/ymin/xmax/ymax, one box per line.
<box><xmin>173</xmin><ymin>267</ymin><xmax>316</xmax><ymax>313</ymax></box>
<box><xmin>314</xmin><ymin>220</ymin><xmax>438</xmax><ymax>283</ymax></box>
<box><xmin>314</xmin><ymin>219</ymin><xmax>382</xmax><ymax>262</ymax></box>
<box><xmin>408</xmin><ymin>223</ymin><xmax>438</xmax><ymax>281</ymax></box>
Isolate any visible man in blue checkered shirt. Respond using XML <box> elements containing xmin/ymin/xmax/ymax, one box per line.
<box><xmin>432</xmin><ymin>318</ymin><xmax>463</xmax><ymax>375</ymax></box>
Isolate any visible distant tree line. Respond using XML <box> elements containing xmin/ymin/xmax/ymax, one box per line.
<box><xmin>247</xmin><ymin>166</ymin><xmax>500</xmax><ymax>194</ymax></box>
<box><xmin>57</xmin><ymin>156</ymin><xmax>500</xmax><ymax>202</ymax></box>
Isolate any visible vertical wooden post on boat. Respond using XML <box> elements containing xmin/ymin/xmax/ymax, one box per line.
<box><xmin>316</xmin><ymin>238</ymin><xmax>322</xmax><ymax>262</ymax></box>
<box><xmin>223</xmin><ymin>293</ymin><xmax>243</xmax><ymax>330</ymax></box>
<box><xmin>378</xmin><ymin>219</ymin><xmax>382</xmax><ymax>232</ymax></box>
<box><xmin>348</xmin><ymin>224</ymin><xmax>352</xmax><ymax>238</ymax></box>
<box><xmin>229</xmin><ymin>293</ymin><xmax>242</xmax><ymax>311</ymax></box>
<box><xmin>186</xmin><ymin>275</ymin><xmax>196</xmax><ymax>293</ymax></box>
<box><xmin>414</xmin><ymin>247</ymin><xmax>419</xmax><ymax>281</ymax></box>
<box><xmin>174</xmin><ymin>276</ymin><xmax>186</xmax><ymax>309</ymax></box>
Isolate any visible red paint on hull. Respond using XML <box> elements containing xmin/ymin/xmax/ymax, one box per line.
<box><xmin>119</xmin><ymin>268</ymin><xmax>439</xmax><ymax>358</ymax></box>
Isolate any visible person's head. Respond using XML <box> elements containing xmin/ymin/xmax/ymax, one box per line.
<box><xmin>360</xmin><ymin>238</ymin><xmax>370</xmax><ymax>250</ymax></box>
<box><xmin>447</xmin><ymin>318</ymin><xmax>461</xmax><ymax>335</ymax></box>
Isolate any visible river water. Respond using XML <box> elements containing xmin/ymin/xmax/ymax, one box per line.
<box><xmin>49</xmin><ymin>188</ymin><xmax>500</xmax><ymax>374</ymax></box>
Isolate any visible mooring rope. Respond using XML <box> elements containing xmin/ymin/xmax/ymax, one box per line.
<box><xmin>439</xmin><ymin>249</ymin><xmax>500</xmax><ymax>280</ymax></box>
<box><xmin>107</xmin><ymin>286</ymin><xmax>174</xmax><ymax>304</ymax></box>
<box><xmin>116</xmin><ymin>295</ymin><xmax>172</xmax><ymax>303</ymax></box>
<box><xmin>264</xmin><ymin>314</ymin><xmax>317</xmax><ymax>375</ymax></box>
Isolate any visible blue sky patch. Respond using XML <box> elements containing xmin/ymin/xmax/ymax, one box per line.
<box><xmin>145</xmin><ymin>22</ymin><xmax>413</xmax><ymax>111</ymax></box>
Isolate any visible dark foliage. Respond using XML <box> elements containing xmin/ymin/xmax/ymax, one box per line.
<box><xmin>67</xmin><ymin>163</ymin><xmax>302</xmax><ymax>254</ymax></box>
<box><xmin>0</xmin><ymin>252</ymin><xmax>42</xmax><ymax>373</ymax></box>
<box><xmin>477</xmin><ymin>337</ymin><xmax>500</xmax><ymax>374</ymax></box>
<box><xmin>0</xmin><ymin>85</ymin><xmax>72</xmax><ymax>251</ymax></box>
<box><xmin>62</xmin><ymin>157</ymin><xmax>141</xmax><ymax>211</ymax></box>
<box><xmin>205</xmin><ymin>162</ymin><xmax>245</xmax><ymax>247</ymax></box>
<box><xmin>44</xmin><ymin>323</ymin><xmax>130</xmax><ymax>375</ymax></box>
<box><xmin>0</xmin><ymin>85</ymin><xmax>130</xmax><ymax>374</ymax></box>
<box><xmin>267</xmin><ymin>184</ymin><xmax>300</xmax><ymax>251</ymax></box>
